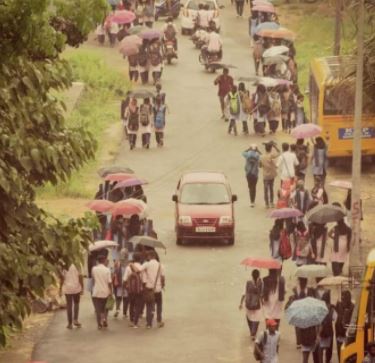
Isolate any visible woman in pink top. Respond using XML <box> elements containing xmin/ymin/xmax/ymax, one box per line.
<box><xmin>329</xmin><ymin>219</ymin><xmax>351</xmax><ymax>276</ymax></box>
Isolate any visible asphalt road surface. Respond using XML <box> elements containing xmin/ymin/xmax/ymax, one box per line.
<box><xmin>32</xmin><ymin>2</ymin><xmax>375</xmax><ymax>363</ymax></box>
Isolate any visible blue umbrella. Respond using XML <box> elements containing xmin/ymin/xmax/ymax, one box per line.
<box><xmin>285</xmin><ymin>297</ymin><xmax>328</xmax><ymax>329</ymax></box>
<box><xmin>255</xmin><ymin>22</ymin><xmax>280</xmax><ymax>34</ymax></box>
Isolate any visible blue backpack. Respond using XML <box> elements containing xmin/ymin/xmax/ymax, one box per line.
<box><xmin>154</xmin><ymin>106</ymin><xmax>166</xmax><ymax>129</ymax></box>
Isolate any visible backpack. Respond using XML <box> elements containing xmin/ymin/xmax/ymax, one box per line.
<box><xmin>245</xmin><ymin>280</ymin><xmax>261</xmax><ymax>310</ymax></box>
<box><xmin>279</xmin><ymin>229</ymin><xmax>292</xmax><ymax>259</ymax></box>
<box><xmin>229</xmin><ymin>92</ymin><xmax>240</xmax><ymax>116</ymax></box>
<box><xmin>154</xmin><ymin>106</ymin><xmax>166</xmax><ymax>129</ymax></box>
<box><xmin>165</xmin><ymin>24</ymin><xmax>176</xmax><ymax>41</ymax></box>
<box><xmin>258</xmin><ymin>93</ymin><xmax>270</xmax><ymax>116</ymax></box>
<box><xmin>296</xmin><ymin>146</ymin><xmax>308</xmax><ymax>170</ymax></box>
<box><xmin>270</xmin><ymin>95</ymin><xmax>281</xmax><ymax>115</ymax></box>
<box><xmin>149</xmin><ymin>50</ymin><xmax>162</xmax><ymax>66</ymax></box>
<box><xmin>241</xmin><ymin>91</ymin><xmax>253</xmax><ymax>114</ymax></box>
<box><xmin>128</xmin><ymin>54</ymin><xmax>138</xmax><ymax>67</ymax></box>
<box><xmin>138</xmin><ymin>50</ymin><xmax>148</xmax><ymax>67</ymax></box>
<box><xmin>127</xmin><ymin>270</ymin><xmax>143</xmax><ymax>294</ymax></box>
<box><xmin>246</xmin><ymin>156</ymin><xmax>258</xmax><ymax>177</ymax></box>
<box><xmin>253</xmin><ymin>331</ymin><xmax>268</xmax><ymax>361</ymax></box>
<box><xmin>128</xmin><ymin>109</ymin><xmax>139</xmax><ymax>131</ymax></box>
<box><xmin>139</xmin><ymin>104</ymin><xmax>150</xmax><ymax>126</ymax></box>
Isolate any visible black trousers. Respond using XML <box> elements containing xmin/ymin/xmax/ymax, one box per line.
<box><xmin>332</xmin><ymin>262</ymin><xmax>344</xmax><ymax>276</ymax></box>
<box><xmin>65</xmin><ymin>293</ymin><xmax>80</xmax><ymax>325</ymax></box>
<box><xmin>155</xmin><ymin>131</ymin><xmax>164</xmax><ymax>146</ymax></box>
<box><xmin>93</xmin><ymin>297</ymin><xmax>107</xmax><ymax>326</ymax></box>
<box><xmin>129</xmin><ymin>134</ymin><xmax>137</xmax><ymax>148</ymax></box>
<box><xmin>129</xmin><ymin>70</ymin><xmax>139</xmax><ymax>82</ymax></box>
<box><xmin>263</xmin><ymin>179</ymin><xmax>274</xmax><ymax>206</ymax></box>
<box><xmin>235</xmin><ymin>0</ymin><xmax>245</xmax><ymax>15</ymax></box>
<box><xmin>318</xmin><ymin>338</ymin><xmax>333</xmax><ymax>363</ymax></box>
<box><xmin>246</xmin><ymin>174</ymin><xmax>258</xmax><ymax>203</ymax></box>
<box><xmin>128</xmin><ymin>293</ymin><xmax>142</xmax><ymax>325</ymax></box>
<box><xmin>155</xmin><ymin>292</ymin><xmax>163</xmax><ymax>323</ymax></box>
<box><xmin>115</xmin><ymin>296</ymin><xmax>129</xmax><ymax>316</ymax></box>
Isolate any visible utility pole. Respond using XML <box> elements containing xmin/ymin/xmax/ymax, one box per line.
<box><xmin>333</xmin><ymin>0</ymin><xmax>341</xmax><ymax>55</ymax></box>
<box><xmin>350</xmin><ymin>0</ymin><xmax>365</xmax><ymax>269</ymax></box>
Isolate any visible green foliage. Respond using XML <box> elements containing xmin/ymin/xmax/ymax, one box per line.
<box><xmin>0</xmin><ymin>0</ymin><xmax>108</xmax><ymax>346</ymax></box>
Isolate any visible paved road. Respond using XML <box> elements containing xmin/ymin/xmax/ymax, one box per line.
<box><xmin>32</xmin><ymin>2</ymin><xmax>375</xmax><ymax>363</ymax></box>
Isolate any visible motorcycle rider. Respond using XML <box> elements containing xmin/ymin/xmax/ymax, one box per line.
<box><xmin>162</xmin><ymin>17</ymin><xmax>178</xmax><ymax>53</ymax></box>
<box><xmin>197</xmin><ymin>3</ymin><xmax>211</xmax><ymax>30</ymax></box>
<box><xmin>204</xmin><ymin>26</ymin><xmax>222</xmax><ymax>62</ymax></box>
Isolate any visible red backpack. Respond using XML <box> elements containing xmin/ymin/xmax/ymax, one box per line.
<box><xmin>279</xmin><ymin>229</ymin><xmax>292</xmax><ymax>260</ymax></box>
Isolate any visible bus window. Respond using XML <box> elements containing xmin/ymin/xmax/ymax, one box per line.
<box><xmin>323</xmin><ymin>87</ymin><xmax>353</xmax><ymax>116</ymax></box>
<box><xmin>309</xmin><ymin>73</ymin><xmax>319</xmax><ymax>124</ymax></box>
<box><xmin>343</xmin><ymin>354</ymin><xmax>357</xmax><ymax>363</ymax></box>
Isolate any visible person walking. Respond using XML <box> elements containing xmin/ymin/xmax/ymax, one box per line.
<box><xmin>254</xmin><ymin>319</ymin><xmax>280</xmax><ymax>363</ymax></box>
<box><xmin>277</xmin><ymin>142</ymin><xmax>299</xmax><ymax>185</ymax></box>
<box><xmin>238</xmin><ymin>82</ymin><xmax>250</xmax><ymax>134</ymax></box>
<box><xmin>214</xmin><ymin>68</ymin><xmax>234</xmax><ymax>120</ymax></box>
<box><xmin>153</xmin><ymin>96</ymin><xmax>167</xmax><ymax>147</ymax></box>
<box><xmin>269</xmin><ymin>219</ymin><xmax>285</xmax><ymax>260</ymax></box>
<box><xmin>328</xmin><ymin>218</ymin><xmax>351</xmax><ymax>276</ymax></box>
<box><xmin>127</xmin><ymin>53</ymin><xmax>139</xmax><ymax>82</ymax></box>
<box><xmin>311</xmin><ymin>177</ymin><xmax>328</xmax><ymax>205</ymax></box>
<box><xmin>242</xmin><ymin>144</ymin><xmax>260</xmax><ymax>207</ymax></box>
<box><xmin>267</xmin><ymin>90</ymin><xmax>282</xmax><ymax>134</ymax></box>
<box><xmin>60</xmin><ymin>263</ymin><xmax>83</xmax><ymax>329</ymax></box>
<box><xmin>253</xmin><ymin>84</ymin><xmax>270</xmax><ymax>136</ymax></box>
<box><xmin>139</xmin><ymin>98</ymin><xmax>153</xmax><ymax>148</ymax></box>
<box><xmin>292</xmin><ymin>180</ymin><xmax>311</xmax><ymax>215</ymax></box>
<box><xmin>92</xmin><ymin>255</ymin><xmax>113</xmax><ymax>329</ymax></box>
<box><xmin>311</xmin><ymin>137</ymin><xmax>328</xmax><ymax>183</ymax></box>
<box><xmin>234</xmin><ymin>0</ymin><xmax>246</xmax><ymax>17</ymax></box>
<box><xmin>139</xmin><ymin>251</ymin><xmax>165</xmax><ymax>328</ymax></box>
<box><xmin>295</xmin><ymin>139</ymin><xmax>309</xmax><ymax>181</ymax></box>
<box><xmin>294</xmin><ymin>221</ymin><xmax>314</xmax><ymax>266</ymax></box>
<box><xmin>310</xmin><ymin>223</ymin><xmax>330</xmax><ymax>265</ymax></box>
<box><xmin>300</xmin><ymin>325</ymin><xmax>320</xmax><ymax>363</ymax></box>
<box><xmin>227</xmin><ymin>85</ymin><xmax>241</xmax><ymax>135</ymax></box>
<box><xmin>126</xmin><ymin>97</ymin><xmax>140</xmax><ymax>150</ymax></box>
<box><xmin>239</xmin><ymin>269</ymin><xmax>263</xmax><ymax>341</ymax></box>
<box><xmin>123</xmin><ymin>252</ymin><xmax>144</xmax><ymax>328</ymax></box>
<box><xmin>138</xmin><ymin>41</ymin><xmax>149</xmax><ymax>84</ymax></box>
<box><xmin>259</xmin><ymin>141</ymin><xmax>279</xmax><ymax>208</ymax></box>
<box><xmin>149</xmin><ymin>39</ymin><xmax>163</xmax><ymax>85</ymax></box>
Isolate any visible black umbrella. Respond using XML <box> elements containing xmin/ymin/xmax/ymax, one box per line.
<box><xmin>128</xmin><ymin>89</ymin><xmax>156</xmax><ymax>99</ymax></box>
<box><xmin>129</xmin><ymin>235</ymin><xmax>166</xmax><ymax>250</ymax></box>
<box><xmin>97</xmin><ymin>165</ymin><xmax>134</xmax><ymax>178</ymax></box>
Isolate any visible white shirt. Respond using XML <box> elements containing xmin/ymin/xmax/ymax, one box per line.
<box><xmin>198</xmin><ymin>10</ymin><xmax>211</xmax><ymax>28</ymax></box>
<box><xmin>140</xmin><ymin>259</ymin><xmax>165</xmax><ymax>292</ymax></box>
<box><xmin>277</xmin><ymin>151</ymin><xmax>299</xmax><ymax>180</ymax></box>
<box><xmin>123</xmin><ymin>262</ymin><xmax>143</xmax><ymax>282</ymax></box>
<box><xmin>255</xmin><ymin>330</ymin><xmax>280</xmax><ymax>363</ymax></box>
<box><xmin>92</xmin><ymin>263</ymin><xmax>112</xmax><ymax>298</ymax></box>
<box><xmin>62</xmin><ymin>264</ymin><xmax>82</xmax><ymax>295</ymax></box>
<box><xmin>207</xmin><ymin>32</ymin><xmax>222</xmax><ymax>52</ymax></box>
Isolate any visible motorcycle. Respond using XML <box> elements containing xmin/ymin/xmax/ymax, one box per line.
<box><xmin>199</xmin><ymin>47</ymin><xmax>222</xmax><ymax>72</ymax></box>
<box><xmin>163</xmin><ymin>39</ymin><xmax>177</xmax><ymax>64</ymax></box>
<box><xmin>191</xmin><ymin>28</ymin><xmax>207</xmax><ymax>49</ymax></box>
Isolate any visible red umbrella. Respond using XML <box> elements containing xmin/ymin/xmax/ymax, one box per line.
<box><xmin>241</xmin><ymin>257</ymin><xmax>282</xmax><ymax>269</ymax></box>
<box><xmin>86</xmin><ymin>200</ymin><xmax>114</xmax><ymax>213</ymax></box>
<box><xmin>104</xmin><ymin>173</ymin><xmax>136</xmax><ymax>182</ymax></box>
<box><xmin>110</xmin><ymin>10</ymin><xmax>136</xmax><ymax>25</ymax></box>
<box><xmin>291</xmin><ymin>123</ymin><xmax>322</xmax><ymax>139</ymax></box>
<box><xmin>111</xmin><ymin>200</ymin><xmax>144</xmax><ymax>217</ymax></box>
<box><xmin>269</xmin><ymin>208</ymin><xmax>304</xmax><ymax>219</ymax></box>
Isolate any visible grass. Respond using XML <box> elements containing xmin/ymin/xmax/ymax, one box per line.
<box><xmin>38</xmin><ymin>49</ymin><xmax>131</xmax><ymax>199</ymax></box>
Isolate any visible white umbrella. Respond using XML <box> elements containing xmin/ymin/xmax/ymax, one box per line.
<box><xmin>89</xmin><ymin>240</ymin><xmax>118</xmax><ymax>252</ymax></box>
<box><xmin>295</xmin><ymin>264</ymin><xmax>330</xmax><ymax>279</ymax></box>
<box><xmin>263</xmin><ymin>45</ymin><xmax>289</xmax><ymax>58</ymax></box>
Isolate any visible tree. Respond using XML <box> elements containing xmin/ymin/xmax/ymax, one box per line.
<box><xmin>0</xmin><ymin>0</ymin><xmax>108</xmax><ymax>345</ymax></box>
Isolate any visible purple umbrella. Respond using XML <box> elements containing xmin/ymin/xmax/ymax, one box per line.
<box><xmin>269</xmin><ymin>208</ymin><xmax>304</xmax><ymax>219</ymax></box>
<box><xmin>113</xmin><ymin>178</ymin><xmax>148</xmax><ymax>189</ymax></box>
<box><xmin>139</xmin><ymin>29</ymin><xmax>162</xmax><ymax>40</ymax></box>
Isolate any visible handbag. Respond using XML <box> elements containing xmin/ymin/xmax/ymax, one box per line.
<box><xmin>143</xmin><ymin>264</ymin><xmax>161</xmax><ymax>304</ymax></box>
<box><xmin>106</xmin><ymin>295</ymin><xmax>115</xmax><ymax>311</ymax></box>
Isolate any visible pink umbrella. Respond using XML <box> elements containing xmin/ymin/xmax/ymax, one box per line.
<box><xmin>241</xmin><ymin>257</ymin><xmax>282</xmax><ymax>269</ymax></box>
<box><xmin>86</xmin><ymin>200</ymin><xmax>114</xmax><ymax>213</ymax></box>
<box><xmin>139</xmin><ymin>29</ymin><xmax>162</xmax><ymax>40</ymax></box>
<box><xmin>269</xmin><ymin>208</ymin><xmax>304</xmax><ymax>219</ymax></box>
<box><xmin>291</xmin><ymin>123</ymin><xmax>322</xmax><ymax>139</ymax></box>
<box><xmin>119</xmin><ymin>44</ymin><xmax>139</xmax><ymax>56</ymax></box>
<box><xmin>120</xmin><ymin>35</ymin><xmax>142</xmax><ymax>49</ymax></box>
<box><xmin>252</xmin><ymin>4</ymin><xmax>275</xmax><ymax>13</ymax></box>
<box><xmin>110</xmin><ymin>10</ymin><xmax>136</xmax><ymax>25</ymax></box>
<box><xmin>111</xmin><ymin>200</ymin><xmax>144</xmax><ymax>217</ymax></box>
<box><xmin>104</xmin><ymin>173</ymin><xmax>136</xmax><ymax>182</ymax></box>
<box><xmin>329</xmin><ymin>180</ymin><xmax>352</xmax><ymax>190</ymax></box>
<box><xmin>113</xmin><ymin>178</ymin><xmax>148</xmax><ymax>189</ymax></box>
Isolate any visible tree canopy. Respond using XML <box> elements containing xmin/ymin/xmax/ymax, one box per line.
<box><xmin>0</xmin><ymin>0</ymin><xmax>108</xmax><ymax>345</ymax></box>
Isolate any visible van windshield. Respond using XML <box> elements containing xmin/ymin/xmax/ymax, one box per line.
<box><xmin>180</xmin><ymin>183</ymin><xmax>230</xmax><ymax>204</ymax></box>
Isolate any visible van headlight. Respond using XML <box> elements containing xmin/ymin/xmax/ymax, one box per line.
<box><xmin>219</xmin><ymin>216</ymin><xmax>233</xmax><ymax>225</ymax></box>
<box><xmin>178</xmin><ymin>216</ymin><xmax>192</xmax><ymax>226</ymax></box>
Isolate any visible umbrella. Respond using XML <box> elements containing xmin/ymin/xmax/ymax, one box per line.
<box><xmin>329</xmin><ymin>180</ymin><xmax>352</xmax><ymax>190</ymax></box>
<box><xmin>129</xmin><ymin>235</ymin><xmax>166</xmax><ymax>250</ymax></box>
<box><xmin>128</xmin><ymin>25</ymin><xmax>148</xmax><ymax>35</ymax></box>
<box><xmin>110</xmin><ymin>200</ymin><xmax>144</xmax><ymax>217</ymax></box>
<box><xmin>317</xmin><ymin>276</ymin><xmax>350</xmax><ymax>287</ymax></box>
<box><xmin>238</xmin><ymin>76</ymin><xmax>291</xmax><ymax>88</ymax></box>
<box><xmin>86</xmin><ymin>200</ymin><xmax>114</xmax><ymax>213</ymax></box>
<box><xmin>119</xmin><ymin>45</ymin><xmax>139</xmax><ymax>57</ymax></box>
<box><xmin>110</xmin><ymin>10</ymin><xmax>136</xmax><ymax>25</ymax></box>
<box><xmin>258</xmin><ymin>27</ymin><xmax>296</xmax><ymax>41</ymax></box>
<box><xmin>104</xmin><ymin>173</ymin><xmax>136</xmax><ymax>182</ymax></box>
<box><xmin>306</xmin><ymin>204</ymin><xmax>347</xmax><ymax>224</ymax></box>
<box><xmin>124</xmin><ymin>198</ymin><xmax>149</xmax><ymax>217</ymax></box>
<box><xmin>291</xmin><ymin>123</ymin><xmax>322</xmax><ymax>139</ymax></box>
<box><xmin>128</xmin><ymin>89</ymin><xmax>156</xmax><ymax>99</ymax></box>
<box><xmin>269</xmin><ymin>208</ymin><xmax>303</xmax><ymax>219</ymax></box>
<box><xmin>253</xmin><ymin>0</ymin><xmax>273</xmax><ymax>6</ymax></box>
<box><xmin>209</xmin><ymin>63</ymin><xmax>237</xmax><ymax>70</ymax></box>
<box><xmin>263</xmin><ymin>55</ymin><xmax>289</xmax><ymax>66</ymax></box>
<box><xmin>240</xmin><ymin>257</ymin><xmax>282</xmax><ymax>269</ymax></box>
<box><xmin>139</xmin><ymin>29</ymin><xmax>162</xmax><ymax>40</ymax></box>
<box><xmin>89</xmin><ymin>240</ymin><xmax>118</xmax><ymax>252</ymax></box>
<box><xmin>263</xmin><ymin>45</ymin><xmax>290</xmax><ymax>58</ymax></box>
<box><xmin>286</xmin><ymin>297</ymin><xmax>328</xmax><ymax>329</ymax></box>
<box><xmin>252</xmin><ymin>4</ymin><xmax>275</xmax><ymax>12</ymax></box>
<box><xmin>98</xmin><ymin>165</ymin><xmax>134</xmax><ymax>177</ymax></box>
<box><xmin>295</xmin><ymin>264</ymin><xmax>330</xmax><ymax>279</ymax></box>
<box><xmin>255</xmin><ymin>22</ymin><xmax>280</xmax><ymax>34</ymax></box>
<box><xmin>113</xmin><ymin>178</ymin><xmax>148</xmax><ymax>189</ymax></box>
<box><xmin>119</xmin><ymin>35</ymin><xmax>142</xmax><ymax>56</ymax></box>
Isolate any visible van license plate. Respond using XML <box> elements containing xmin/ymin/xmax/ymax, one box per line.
<box><xmin>196</xmin><ymin>226</ymin><xmax>216</xmax><ymax>233</ymax></box>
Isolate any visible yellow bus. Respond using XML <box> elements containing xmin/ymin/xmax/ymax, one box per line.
<box><xmin>309</xmin><ymin>56</ymin><xmax>375</xmax><ymax>161</ymax></box>
<box><xmin>340</xmin><ymin>250</ymin><xmax>375</xmax><ymax>363</ymax></box>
